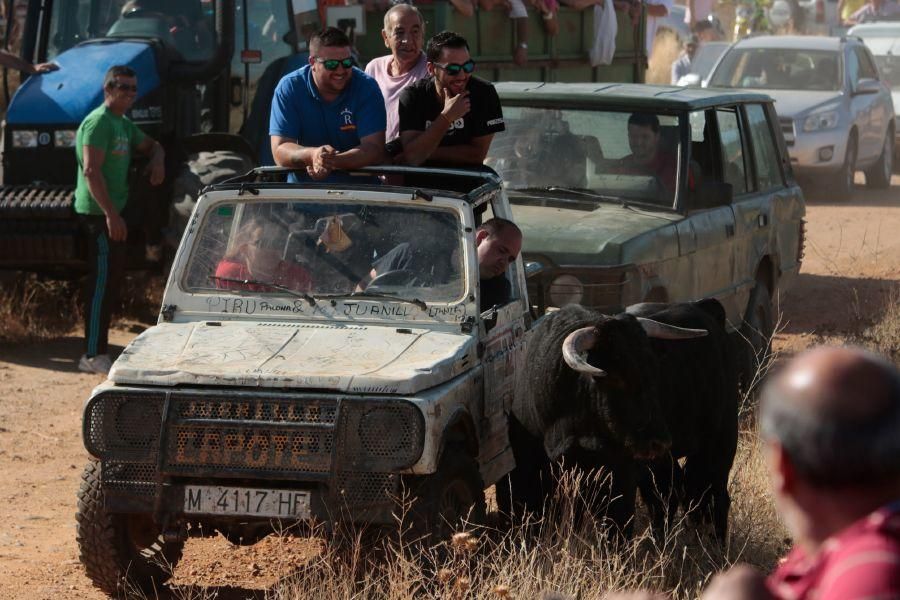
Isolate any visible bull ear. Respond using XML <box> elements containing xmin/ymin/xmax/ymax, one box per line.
<box><xmin>636</xmin><ymin>317</ymin><xmax>708</xmax><ymax>340</ymax></box>
<box><xmin>562</xmin><ymin>326</ymin><xmax>607</xmax><ymax>377</ymax></box>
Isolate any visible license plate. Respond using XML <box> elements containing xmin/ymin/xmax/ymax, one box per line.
<box><xmin>183</xmin><ymin>485</ymin><xmax>311</xmax><ymax>518</ymax></box>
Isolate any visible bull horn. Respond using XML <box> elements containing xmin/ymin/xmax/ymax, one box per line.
<box><xmin>562</xmin><ymin>326</ymin><xmax>607</xmax><ymax>377</ymax></box>
<box><xmin>636</xmin><ymin>317</ymin><xmax>708</xmax><ymax>340</ymax></box>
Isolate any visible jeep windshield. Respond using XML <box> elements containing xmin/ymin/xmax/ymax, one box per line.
<box><xmin>182</xmin><ymin>200</ymin><xmax>466</xmax><ymax>305</ymax></box>
<box><xmin>487</xmin><ymin>107</ymin><xmax>683</xmax><ymax>209</ymax></box>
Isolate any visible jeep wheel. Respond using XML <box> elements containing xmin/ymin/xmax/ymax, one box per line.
<box><xmin>76</xmin><ymin>460</ymin><xmax>184</xmax><ymax>597</ymax></box>
<box><xmin>169</xmin><ymin>150</ymin><xmax>254</xmax><ymax>242</ymax></box>
<box><xmin>865</xmin><ymin>130</ymin><xmax>894</xmax><ymax>189</ymax></box>
<box><xmin>736</xmin><ymin>281</ymin><xmax>774</xmax><ymax>395</ymax></box>
<box><xmin>407</xmin><ymin>446</ymin><xmax>485</xmax><ymax>545</ymax></box>
<box><xmin>834</xmin><ymin>136</ymin><xmax>857</xmax><ymax>200</ymax></box>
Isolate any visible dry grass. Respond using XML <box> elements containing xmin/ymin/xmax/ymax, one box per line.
<box><xmin>0</xmin><ymin>272</ymin><xmax>164</xmax><ymax>343</ymax></box>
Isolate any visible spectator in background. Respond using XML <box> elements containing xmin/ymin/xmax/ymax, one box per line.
<box><xmin>685</xmin><ymin>0</ymin><xmax>714</xmax><ymax>29</ymax></box>
<box><xmin>838</xmin><ymin>0</ymin><xmax>867</xmax><ymax>25</ymax></box>
<box><xmin>847</xmin><ymin>0</ymin><xmax>900</xmax><ymax>23</ymax></box>
<box><xmin>270</xmin><ymin>27</ymin><xmax>386</xmax><ymax>182</ymax></box>
<box><xmin>365</xmin><ymin>3</ymin><xmax>428</xmax><ymax>152</ymax></box>
<box><xmin>644</xmin><ymin>0</ymin><xmax>672</xmax><ymax>58</ymax></box>
<box><xmin>671</xmin><ymin>34</ymin><xmax>698</xmax><ymax>84</ymax></box>
<box><xmin>398</xmin><ymin>31</ymin><xmax>505</xmax><ymax>166</ymax></box>
<box><xmin>0</xmin><ymin>48</ymin><xmax>58</xmax><ymax>74</ymax></box>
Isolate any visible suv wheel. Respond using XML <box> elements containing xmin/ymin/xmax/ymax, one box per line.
<box><xmin>835</xmin><ymin>136</ymin><xmax>857</xmax><ymax>200</ymax></box>
<box><xmin>76</xmin><ymin>460</ymin><xmax>184</xmax><ymax>596</ymax></box>
<box><xmin>865</xmin><ymin>131</ymin><xmax>894</xmax><ymax>189</ymax></box>
<box><xmin>406</xmin><ymin>444</ymin><xmax>485</xmax><ymax>545</ymax></box>
<box><xmin>736</xmin><ymin>281</ymin><xmax>774</xmax><ymax>395</ymax></box>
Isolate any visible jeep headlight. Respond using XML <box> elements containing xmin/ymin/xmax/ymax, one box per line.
<box><xmin>549</xmin><ymin>274</ymin><xmax>584</xmax><ymax>307</ymax></box>
<box><xmin>54</xmin><ymin>130</ymin><xmax>77</xmax><ymax>147</ymax></box>
<box><xmin>12</xmin><ymin>130</ymin><xmax>38</xmax><ymax>148</ymax></box>
<box><xmin>802</xmin><ymin>110</ymin><xmax>839</xmax><ymax>132</ymax></box>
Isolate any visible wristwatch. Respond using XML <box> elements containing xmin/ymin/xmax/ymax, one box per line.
<box><xmin>518</xmin><ymin>42</ymin><xmax>528</xmax><ymax>49</ymax></box>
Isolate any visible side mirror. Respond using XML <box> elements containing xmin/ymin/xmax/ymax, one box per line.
<box><xmin>693</xmin><ymin>181</ymin><xmax>733</xmax><ymax>210</ymax></box>
<box><xmin>677</xmin><ymin>73</ymin><xmax>702</xmax><ymax>87</ymax></box>
<box><xmin>524</xmin><ymin>260</ymin><xmax>545</xmax><ymax>279</ymax></box>
<box><xmin>853</xmin><ymin>78</ymin><xmax>881</xmax><ymax>96</ymax></box>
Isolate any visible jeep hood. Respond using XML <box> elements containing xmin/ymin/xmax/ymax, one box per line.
<box><xmin>510</xmin><ymin>202</ymin><xmax>675</xmax><ymax>264</ymax></box>
<box><xmin>110</xmin><ymin>321</ymin><xmax>475</xmax><ymax>394</ymax></box>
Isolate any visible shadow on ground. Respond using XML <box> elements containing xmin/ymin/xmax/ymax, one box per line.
<box><xmin>778</xmin><ymin>272</ymin><xmax>899</xmax><ymax>336</ymax></box>
<box><xmin>0</xmin><ymin>335</ymin><xmax>126</xmax><ymax>372</ymax></box>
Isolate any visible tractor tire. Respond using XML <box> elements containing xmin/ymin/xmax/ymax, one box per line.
<box><xmin>406</xmin><ymin>445</ymin><xmax>486</xmax><ymax>546</ymax></box>
<box><xmin>736</xmin><ymin>280</ymin><xmax>774</xmax><ymax>395</ymax></box>
<box><xmin>865</xmin><ymin>130</ymin><xmax>894</xmax><ymax>189</ymax></box>
<box><xmin>169</xmin><ymin>150</ymin><xmax>254</xmax><ymax>241</ymax></box>
<box><xmin>75</xmin><ymin>460</ymin><xmax>184</xmax><ymax>597</ymax></box>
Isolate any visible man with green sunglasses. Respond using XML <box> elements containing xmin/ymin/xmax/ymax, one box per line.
<box><xmin>398</xmin><ymin>31</ymin><xmax>505</xmax><ymax>167</ymax></box>
<box><xmin>270</xmin><ymin>27</ymin><xmax>386</xmax><ymax>182</ymax></box>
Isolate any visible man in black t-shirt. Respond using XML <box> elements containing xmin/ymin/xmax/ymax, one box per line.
<box><xmin>398</xmin><ymin>31</ymin><xmax>505</xmax><ymax>166</ymax></box>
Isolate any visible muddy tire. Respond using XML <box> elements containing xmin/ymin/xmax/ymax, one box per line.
<box><xmin>406</xmin><ymin>445</ymin><xmax>485</xmax><ymax>546</ymax></box>
<box><xmin>736</xmin><ymin>281</ymin><xmax>774</xmax><ymax>395</ymax></box>
<box><xmin>169</xmin><ymin>150</ymin><xmax>254</xmax><ymax>241</ymax></box>
<box><xmin>865</xmin><ymin>130</ymin><xmax>893</xmax><ymax>189</ymax></box>
<box><xmin>76</xmin><ymin>460</ymin><xmax>183</xmax><ymax>597</ymax></box>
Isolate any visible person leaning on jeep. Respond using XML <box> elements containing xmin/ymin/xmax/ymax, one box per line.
<box><xmin>476</xmin><ymin>217</ymin><xmax>522</xmax><ymax>312</ymax></box>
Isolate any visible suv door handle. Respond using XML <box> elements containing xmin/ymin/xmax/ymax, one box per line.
<box><xmin>758</xmin><ymin>214</ymin><xmax>768</xmax><ymax>227</ymax></box>
<box><xmin>725</xmin><ymin>223</ymin><xmax>735</xmax><ymax>237</ymax></box>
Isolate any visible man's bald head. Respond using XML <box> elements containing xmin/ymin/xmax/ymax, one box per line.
<box><xmin>760</xmin><ymin>346</ymin><xmax>900</xmax><ymax>489</ymax></box>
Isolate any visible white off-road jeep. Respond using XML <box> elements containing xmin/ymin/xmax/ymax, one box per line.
<box><xmin>76</xmin><ymin>167</ymin><xmax>533</xmax><ymax>596</ymax></box>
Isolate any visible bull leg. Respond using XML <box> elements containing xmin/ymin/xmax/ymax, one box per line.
<box><xmin>682</xmin><ymin>458</ymin><xmax>730</xmax><ymax>542</ymax></box>
<box><xmin>638</xmin><ymin>455</ymin><xmax>682</xmax><ymax>537</ymax></box>
<box><xmin>496</xmin><ymin>417</ymin><xmax>555</xmax><ymax>521</ymax></box>
<box><xmin>590</xmin><ymin>456</ymin><xmax>638</xmax><ymax>540</ymax></box>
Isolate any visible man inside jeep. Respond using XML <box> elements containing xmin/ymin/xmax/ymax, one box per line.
<box><xmin>613</xmin><ymin>112</ymin><xmax>678</xmax><ymax>195</ymax></box>
<box><xmin>476</xmin><ymin>217</ymin><xmax>522</xmax><ymax>312</ymax></box>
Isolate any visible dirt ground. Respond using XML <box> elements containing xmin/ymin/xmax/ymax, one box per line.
<box><xmin>1</xmin><ymin>179</ymin><xmax>899</xmax><ymax>599</ymax></box>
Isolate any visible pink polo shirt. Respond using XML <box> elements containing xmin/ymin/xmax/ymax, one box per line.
<box><xmin>364</xmin><ymin>53</ymin><xmax>429</xmax><ymax>142</ymax></box>
<box><xmin>767</xmin><ymin>501</ymin><xmax>900</xmax><ymax>600</ymax></box>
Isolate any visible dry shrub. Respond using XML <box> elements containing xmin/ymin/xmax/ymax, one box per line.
<box><xmin>0</xmin><ymin>271</ymin><xmax>165</xmax><ymax>343</ymax></box>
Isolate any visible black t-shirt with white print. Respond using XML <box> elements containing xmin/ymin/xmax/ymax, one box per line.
<box><xmin>398</xmin><ymin>76</ymin><xmax>506</xmax><ymax>145</ymax></box>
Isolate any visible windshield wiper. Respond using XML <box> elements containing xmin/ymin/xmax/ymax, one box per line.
<box><xmin>208</xmin><ymin>276</ymin><xmax>316</xmax><ymax>306</ymax></box>
<box><xmin>515</xmin><ymin>186</ymin><xmax>623</xmax><ymax>204</ymax></box>
<box><xmin>318</xmin><ymin>291</ymin><xmax>427</xmax><ymax>311</ymax></box>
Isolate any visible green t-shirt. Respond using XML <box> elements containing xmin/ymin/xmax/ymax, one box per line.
<box><xmin>74</xmin><ymin>104</ymin><xmax>146</xmax><ymax>215</ymax></box>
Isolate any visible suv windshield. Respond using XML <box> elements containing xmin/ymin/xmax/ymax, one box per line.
<box><xmin>487</xmin><ymin>107</ymin><xmax>682</xmax><ymax>208</ymax></box>
<box><xmin>709</xmin><ymin>48</ymin><xmax>842</xmax><ymax>91</ymax></box>
<box><xmin>183</xmin><ymin>200</ymin><xmax>466</xmax><ymax>305</ymax></box>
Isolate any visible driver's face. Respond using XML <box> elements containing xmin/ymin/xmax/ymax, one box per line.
<box><xmin>476</xmin><ymin>226</ymin><xmax>522</xmax><ymax>279</ymax></box>
<box><xmin>628</xmin><ymin>124</ymin><xmax>660</xmax><ymax>164</ymax></box>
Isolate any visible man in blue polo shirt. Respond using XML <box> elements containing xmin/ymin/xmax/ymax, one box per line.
<box><xmin>270</xmin><ymin>27</ymin><xmax>386</xmax><ymax>181</ymax></box>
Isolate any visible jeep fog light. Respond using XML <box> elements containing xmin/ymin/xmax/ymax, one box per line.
<box><xmin>818</xmin><ymin>146</ymin><xmax>834</xmax><ymax>162</ymax></box>
<box><xmin>12</xmin><ymin>130</ymin><xmax>38</xmax><ymax>148</ymax></box>
<box><xmin>549</xmin><ymin>274</ymin><xmax>584</xmax><ymax>307</ymax></box>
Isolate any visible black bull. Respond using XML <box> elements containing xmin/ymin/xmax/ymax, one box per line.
<box><xmin>497</xmin><ymin>300</ymin><xmax>739</xmax><ymax>540</ymax></box>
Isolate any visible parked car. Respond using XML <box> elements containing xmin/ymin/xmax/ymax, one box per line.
<box><xmin>676</xmin><ymin>41</ymin><xmax>731</xmax><ymax>86</ymax></box>
<box><xmin>76</xmin><ymin>166</ymin><xmax>535</xmax><ymax>596</ymax></box>
<box><xmin>707</xmin><ymin>35</ymin><xmax>895</xmax><ymax>197</ymax></box>
<box><xmin>489</xmin><ymin>82</ymin><xmax>806</xmax><ymax>382</ymax></box>
<box><xmin>849</xmin><ymin>22</ymin><xmax>900</xmax><ymax>161</ymax></box>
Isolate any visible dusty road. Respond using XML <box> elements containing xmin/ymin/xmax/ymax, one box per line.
<box><xmin>1</xmin><ymin>180</ymin><xmax>898</xmax><ymax>599</ymax></box>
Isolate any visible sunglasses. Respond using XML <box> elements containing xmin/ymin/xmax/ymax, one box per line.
<box><xmin>314</xmin><ymin>56</ymin><xmax>354</xmax><ymax>71</ymax></box>
<box><xmin>111</xmin><ymin>82</ymin><xmax>138</xmax><ymax>92</ymax></box>
<box><xmin>434</xmin><ymin>59</ymin><xmax>476</xmax><ymax>75</ymax></box>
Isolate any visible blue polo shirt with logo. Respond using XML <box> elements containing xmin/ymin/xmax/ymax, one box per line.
<box><xmin>269</xmin><ymin>65</ymin><xmax>386</xmax><ymax>182</ymax></box>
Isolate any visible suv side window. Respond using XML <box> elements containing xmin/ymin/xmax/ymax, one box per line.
<box><xmin>855</xmin><ymin>46</ymin><xmax>879</xmax><ymax>80</ymax></box>
<box><xmin>716</xmin><ymin>107</ymin><xmax>752</xmax><ymax>196</ymax></box>
<box><xmin>745</xmin><ymin>104</ymin><xmax>784</xmax><ymax>192</ymax></box>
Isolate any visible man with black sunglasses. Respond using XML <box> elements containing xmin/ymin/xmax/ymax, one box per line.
<box><xmin>398</xmin><ymin>31</ymin><xmax>505</xmax><ymax>166</ymax></box>
<box><xmin>74</xmin><ymin>65</ymin><xmax>165</xmax><ymax>374</ymax></box>
<box><xmin>270</xmin><ymin>27</ymin><xmax>386</xmax><ymax>182</ymax></box>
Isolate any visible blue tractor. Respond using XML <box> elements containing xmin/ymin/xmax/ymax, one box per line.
<box><xmin>0</xmin><ymin>0</ymin><xmax>313</xmax><ymax>274</ymax></box>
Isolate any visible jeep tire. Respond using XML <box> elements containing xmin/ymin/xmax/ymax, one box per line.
<box><xmin>736</xmin><ymin>280</ymin><xmax>774</xmax><ymax>395</ymax></box>
<box><xmin>169</xmin><ymin>150</ymin><xmax>254</xmax><ymax>242</ymax></box>
<box><xmin>76</xmin><ymin>460</ymin><xmax>184</xmax><ymax>596</ymax></box>
<box><xmin>407</xmin><ymin>445</ymin><xmax>485</xmax><ymax>545</ymax></box>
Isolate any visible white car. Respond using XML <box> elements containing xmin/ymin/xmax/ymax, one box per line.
<box><xmin>708</xmin><ymin>35</ymin><xmax>895</xmax><ymax>197</ymax></box>
<box><xmin>850</xmin><ymin>22</ymin><xmax>900</xmax><ymax>163</ymax></box>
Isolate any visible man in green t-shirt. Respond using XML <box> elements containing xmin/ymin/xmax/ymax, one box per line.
<box><xmin>75</xmin><ymin>65</ymin><xmax>165</xmax><ymax>375</ymax></box>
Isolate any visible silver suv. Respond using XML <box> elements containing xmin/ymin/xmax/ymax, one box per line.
<box><xmin>707</xmin><ymin>35</ymin><xmax>895</xmax><ymax>198</ymax></box>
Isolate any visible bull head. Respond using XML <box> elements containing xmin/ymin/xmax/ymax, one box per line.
<box><xmin>561</xmin><ymin>319</ymin><xmax>707</xmax><ymax>375</ymax></box>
